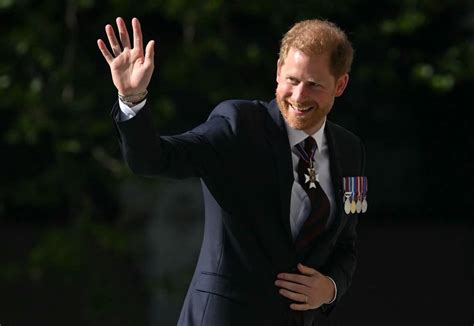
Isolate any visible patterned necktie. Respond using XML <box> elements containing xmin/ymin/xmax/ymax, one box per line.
<box><xmin>294</xmin><ymin>137</ymin><xmax>330</xmax><ymax>252</ymax></box>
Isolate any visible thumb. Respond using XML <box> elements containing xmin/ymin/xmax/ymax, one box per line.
<box><xmin>297</xmin><ymin>263</ymin><xmax>317</xmax><ymax>276</ymax></box>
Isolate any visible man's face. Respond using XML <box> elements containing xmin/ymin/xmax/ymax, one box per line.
<box><xmin>276</xmin><ymin>47</ymin><xmax>348</xmax><ymax>135</ymax></box>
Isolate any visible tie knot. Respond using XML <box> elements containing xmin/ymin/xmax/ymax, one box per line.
<box><xmin>304</xmin><ymin>137</ymin><xmax>316</xmax><ymax>156</ymax></box>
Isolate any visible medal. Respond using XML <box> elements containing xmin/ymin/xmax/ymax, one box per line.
<box><xmin>356</xmin><ymin>177</ymin><xmax>362</xmax><ymax>213</ymax></box>
<box><xmin>343</xmin><ymin>176</ymin><xmax>352</xmax><ymax>214</ymax></box>
<box><xmin>344</xmin><ymin>176</ymin><xmax>353</xmax><ymax>214</ymax></box>
<box><xmin>350</xmin><ymin>197</ymin><xmax>356</xmax><ymax>214</ymax></box>
<box><xmin>344</xmin><ymin>192</ymin><xmax>352</xmax><ymax>214</ymax></box>
<box><xmin>361</xmin><ymin>176</ymin><xmax>368</xmax><ymax>213</ymax></box>
<box><xmin>343</xmin><ymin>176</ymin><xmax>368</xmax><ymax>214</ymax></box>
<box><xmin>362</xmin><ymin>198</ymin><xmax>368</xmax><ymax>213</ymax></box>
<box><xmin>350</xmin><ymin>177</ymin><xmax>356</xmax><ymax>213</ymax></box>
<box><xmin>304</xmin><ymin>162</ymin><xmax>319</xmax><ymax>189</ymax></box>
<box><xmin>295</xmin><ymin>139</ymin><xmax>319</xmax><ymax>189</ymax></box>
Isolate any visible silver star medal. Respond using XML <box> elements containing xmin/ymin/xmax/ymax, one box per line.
<box><xmin>305</xmin><ymin>164</ymin><xmax>319</xmax><ymax>189</ymax></box>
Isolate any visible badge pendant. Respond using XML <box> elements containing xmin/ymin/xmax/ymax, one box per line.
<box><xmin>304</xmin><ymin>161</ymin><xmax>319</xmax><ymax>189</ymax></box>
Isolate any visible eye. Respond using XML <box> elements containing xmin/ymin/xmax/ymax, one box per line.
<box><xmin>308</xmin><ymin>81</ymin><xmax>322</xmax><ymax>89</ymax></box>
<box><xmin>286</xmin><ymin>77</ymin><xmax>299</xmax><ymax>85</ymax></box>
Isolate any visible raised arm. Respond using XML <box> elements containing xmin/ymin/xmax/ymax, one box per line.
<box><xmin>97</xmin><ymin>17</ymin><xmax>155</xmax><ymax>99</ymax></box>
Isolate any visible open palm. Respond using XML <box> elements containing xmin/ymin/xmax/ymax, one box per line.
<box><xmin>97</xmin><ymin>17</ymin><xmax>154</xmax><ymax>96</ymax></box>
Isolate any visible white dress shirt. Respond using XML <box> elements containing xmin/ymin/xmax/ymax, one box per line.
<box><xmin>118</xmin><ymin>98</ymin><xmax>147</xmax><ymax>120</ymax></box>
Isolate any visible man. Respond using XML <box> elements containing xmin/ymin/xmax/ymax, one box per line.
<box><xmin>98</xmin><ymin>17</ymin><xmax>366</xmax><ymax>326</ymax></box>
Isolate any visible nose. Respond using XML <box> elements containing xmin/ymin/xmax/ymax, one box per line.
<box><xmin>291</xmin><ymin>83</ymin><xmax>307</xmax><ymax>103</ymax></box>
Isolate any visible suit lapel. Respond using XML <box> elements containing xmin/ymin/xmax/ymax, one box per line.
<box><xmin>325</xmin><ymin>121</ymin><xmax>344</xmax><ymax>231</ymax></box>
<box><xmin>265</xmin><ymin>100</ymin><xmax>295</xmax><ymax>245</ymax></box>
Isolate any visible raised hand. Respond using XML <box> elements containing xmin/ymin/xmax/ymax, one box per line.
<box><xmin>97</xmin><ymin>17</ymin><xmax>155</xmax><ymax>96</ymax></box>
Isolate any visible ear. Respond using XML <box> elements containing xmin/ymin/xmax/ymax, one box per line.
<box><xmin>334</xmin><ymin>73</ymin><xmax>349</xmax><ymax>97</ymax></box>
<box><xmin>276</xmin><ymin>59</ymin><xmax>282</xmax><ymax>83</ymax></box>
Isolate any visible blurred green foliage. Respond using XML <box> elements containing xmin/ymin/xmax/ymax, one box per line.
<box><xmin>1</xmin><ymin>0</ymin><xmax>473</xmax><ymax>221</ymax></box>
<box><xmin>0</xmin><ymin>0</ymin><xmax>472</xmax><ymax>324</ymax></box>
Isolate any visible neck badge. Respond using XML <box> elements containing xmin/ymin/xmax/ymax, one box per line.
<box><xmin>295</xmin><ymin>140</ymin><xmax>319</xmax><ymax>189</ymax></box>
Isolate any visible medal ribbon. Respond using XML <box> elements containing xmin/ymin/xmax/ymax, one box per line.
<box><xmin>357</xmin><ymin>176</ymin><xmax>361</xmax><ymax>200</ymax></box>
<box><xmin>349</xmin><ymin>177</ymin><xmax>354</xmax><ymax>201</ymax></box>
<box><xmin>295</xmin><ymin>140</ymin><xmax>316</xmax><ymax>165</ymax></box>
<box><xmin>344</xmin><ymin>177</ymin><xmax>349</xmax><ymax>197</ymax></box>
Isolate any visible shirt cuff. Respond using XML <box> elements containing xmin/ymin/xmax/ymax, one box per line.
<box><xmin>118</xmin><ymin>98</ymin><xmax>147</xmax><ymax>121</ymax></box>
<box><xmin>326</xmin><ymin>276</ymin><xmax>337</xmax><ymax>304</ymax></box>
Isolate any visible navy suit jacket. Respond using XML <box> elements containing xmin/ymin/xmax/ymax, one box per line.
<box><xmin>112</xmin><ymin>99</ymin><xmax>365</xmax><ymax>326</ymax></box>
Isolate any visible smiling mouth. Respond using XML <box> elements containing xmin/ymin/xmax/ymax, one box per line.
<box><xmin>289</xmin><ymin>103</ymin><xmax>314</xmax><ymax>114</ymax></box>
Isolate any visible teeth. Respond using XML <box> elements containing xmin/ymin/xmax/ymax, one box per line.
<box><xmin>290</xmin><ymin>104</ymin><xmax>312</xmax><ymax>111</ymax></box>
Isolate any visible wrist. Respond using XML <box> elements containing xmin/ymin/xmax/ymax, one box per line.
<box><xmin>118</xmin><ymin>89</ymin><xmax>148</xmax><ymax>106</ymax></box>
<box><xmin>324</xmin><ymin>276</ymin><xmax>337</xmax><ymax>304</ymax></box>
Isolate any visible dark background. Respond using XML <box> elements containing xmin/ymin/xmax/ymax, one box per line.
<box><xmin>0</xmin><ymin>0</ymin><xmax>472</xmax><ymax>325</ymax></box>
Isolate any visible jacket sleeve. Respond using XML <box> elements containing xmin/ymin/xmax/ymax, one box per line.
<box><xmin>111</xmin><ymin>100</ymin><xmax>237</xmax><ymax>179</ymax></box>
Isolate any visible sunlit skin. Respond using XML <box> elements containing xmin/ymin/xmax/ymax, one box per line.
<box><xmin>97</xmin><ymin>17</ymin><xmax>155</xmax><ymax>97</ymax></box>
<box><xmin>98</xmin><ymin>18</ymin><xmax>344</xmax><ymax>312</ymax></box>
<box><xmin>274</xmin><ymin>48</ymin><xmax>349</xmax><ymax>310</ymax></box>
<box><xmin>276</xmin><ymin>47</ymin><xmax>349</xmax><ymax>136</ymax></box>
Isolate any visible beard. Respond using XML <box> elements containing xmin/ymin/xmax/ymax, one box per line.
<box><xmin>275</xmin><ymin>90</ymin><xmax>329</xmax><ymax>134</ymax></box>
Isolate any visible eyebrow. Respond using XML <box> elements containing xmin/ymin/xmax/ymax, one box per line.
<box><xmin>286</xmin><ymin>74</ymin><xmax>322</xmax><ymax>84</ymax></box>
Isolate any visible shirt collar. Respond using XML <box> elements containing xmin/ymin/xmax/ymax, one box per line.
<box><xmin>285</xmin><ymin>118</ymin><xmax>327</xmax><ymax>150</ymax></box>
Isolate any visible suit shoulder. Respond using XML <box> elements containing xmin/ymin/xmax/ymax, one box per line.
<box><xmin>207</xmin><ymin>99</ymin><xmax>270</xmax><ymax>133</ymax></box>
<box><xmin>327</xmin><ymin>120</ymin><xmax>362</xmax><ymax>146</ymax></box>
<box><xmin>327</xmin><ymin>120</ymin><xmax>366</xmax><ymax>174</ymax></box>
<box><xmin>210</xmin><ymin>99</ymin><xmax>268</xmax><ymax>119</ymax></box>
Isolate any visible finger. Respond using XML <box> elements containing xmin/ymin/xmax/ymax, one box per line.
<box><xmin>132</xmin><ymin>17</ymin><xmax>143</xmax><ymax>54</ymax></box>
<box><xmin>116</xmin><ymin>17</ymin><xmax>131</xmax><ymax>49</ymax></box>
<box><xmin>275</xmin><ymin>280</ymin><xmax>309</xmax><ymax>294</ymax></box>
<box><xmin>277</xmin><ymin>273</ymin><xmax>310</xmax><ymax>286</ymax></box>
<box><xmin>289</xmin><ymin>303</ymin><xmax>312</xmax><ymax>311</ymax></box>
<box><xmin>105</xmin><ymin>24</ymin><xmax>122</xmax><ymax>56</ymax></box>
<box><xmin>97</xmin><ymin>39</ymin><xmax>114</xmax><ymax>64</ymax></box>
<box><xmin>144</xmin><ymin>40</ymin><xmax>155</xmax><ymax>65</ymax></box>
<box><xmin>278</xmin><ymin>288</ymin><xmax>307</xmax><ymax>303</ymax></box>
<box><xmin>297</xmin><ymin>263</ymin><xmax>318</xmax><ymax>276</ymax></box>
